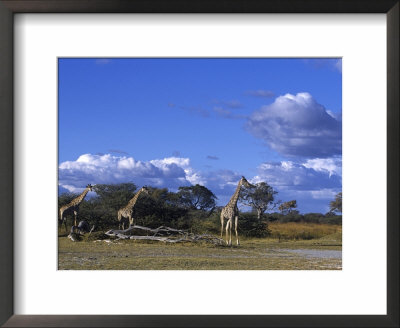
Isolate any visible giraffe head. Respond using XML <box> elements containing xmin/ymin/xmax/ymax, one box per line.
<box><xmin>240</xmin><ymin>176</ymin><xmax>255</xmax><ymax>189</ymax></box>
<box><xmin>141</xmin><ymin>186</ymin><xmax>150</xmax><ymax>195</ymax></box>
<box><xmin>86</xmin><ymin>184</ymin><xmax>93</xmax><ymax>191</ymax></box>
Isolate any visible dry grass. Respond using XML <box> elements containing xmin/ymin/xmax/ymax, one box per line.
<box><xmin>58</xmin><ymin>223</ymin><xmax>342</xmax><ymax>270</ymax></box>
<box><xmin>268</xmin><ymin>222</ymin><xmax>342</xmax><ymax>240</ymax></box>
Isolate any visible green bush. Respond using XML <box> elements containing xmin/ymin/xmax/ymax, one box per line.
<box><xmin>324</xmin><ymin>215</ymin><xmax>342</xmax><ymax>225</ymax></box>
<box><xmin>237</xmin><ymin>212</ymin><xmax>271</xmax><ymax>237</ymax></box>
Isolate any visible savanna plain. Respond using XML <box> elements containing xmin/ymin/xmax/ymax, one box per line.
<box><xmin>58</xmin><ymin>222</ymin><xmax>342</xmax><ymax>270</ymax></box>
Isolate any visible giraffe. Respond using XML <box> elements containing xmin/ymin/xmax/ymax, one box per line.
<box><xmin>117</xmin><ymin>186</ymin><xmax>149</xmax><ymax>230</ymax></box>
<box><xmin>59</xmin><ymin>184</ymin><xmax>93</xmax><ymax>232</ymax></box>
<box><xmin>220</xmin><ymin>176</ymin><xmax>255</xmax><ymax>246</ymax></box>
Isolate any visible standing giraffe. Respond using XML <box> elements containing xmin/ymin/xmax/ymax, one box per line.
<box><xmin>117</xmin><ymin>186</ymin><xmax>149</xmax><ymax>230</ymax></box>
<box><xmin>220</xmin><ymin>177</ymin><xmax>255</xmax><ymax>246</ymax></box>
<box><xmin>59</xmin><ymin>184</ymin><xmax>93</xmax><ymax>232</ymax></box>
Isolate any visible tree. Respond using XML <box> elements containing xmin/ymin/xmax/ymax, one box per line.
<box><xmin>93</xmin><ymin>183</ymin><xmax>137</xmax><ymax>210</ymax></box>
<box><xmin>329</xmin><ymin>192</ymin><xmax>342</xmax><ymax>213</ymax></box>
<box><xmin>58</xmin><ymin>192</ymin><xmax>79</xmax><ymax>209</ymax></box>
<box><xmin>278</xmin><ymin>200</ymin><xmax>298</xmax><ymax>215</ymax></box>
<box><xmin>177</xmin><ymin>184</ymin><xmax>217</xmax><ymax>211</ymax></box>
<box><xmin>80</xmin><ymin>183</ymin><xmax>138</xmax><ymax>229</ymax></box>
<box><xmin>240</xmin><ymin>182</ymin><xmax>277</xmax><ymax>220</ymax></box>
<box><xmin>135</xmin><ymin>187</ymin><xmax>186</xmax><ymax>222</ymax></box>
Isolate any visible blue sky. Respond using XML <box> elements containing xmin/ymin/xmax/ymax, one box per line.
<box><xmin>58</xmin><ymin>58</ymin><xmax>342</xmax><ymax>213</ymax></box>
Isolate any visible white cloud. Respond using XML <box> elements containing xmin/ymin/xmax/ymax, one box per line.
<box><xmin>59</xmin><ymin>154</ymin><xmax>196</xmax><ymax>190</ymax></box>
<box><xmin>246</xmin><ymin>92</ymin><xmax>342</xmax><ymax>158</ymax></box>
<box><xmin>59</xmin><ymin>153</ymin><xmax>245</xmax><ymax>207</ymax></box>
<box><xmin>251</xmin><ymin>159</ymin><xmax>341</xmax><ymax>213</ymax></box>
<box><xmin>59</xmin><ymin>153</ymin><xmax>342</xmax><ymax>213</ymax></box>
<box><xmin>253</xmin><ymin>159</ymin><xmax>341</xmax><ymax>192</ymax></box>
<box><xmin>150</xmin><ymin>157</ymin><xmax>206</xmax><ymax>185</ymax></box>
<box><xmin>303</xmin><ymin>157</ymin><xmax>342</xmax><ymax>177</ymax></box>
<box><xmin>310</xmin><ymin>189</ymin><xmax>338</xmax><ymax>200</ymax></box>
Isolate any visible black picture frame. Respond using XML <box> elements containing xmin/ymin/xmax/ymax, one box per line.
<box><xmin>0</xmin><ymin>1</ymin><xmax>398</xmax><ymax>327</ymax></box>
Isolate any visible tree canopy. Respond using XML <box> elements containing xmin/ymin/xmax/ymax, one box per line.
<box><xmin>177</xmin><ymin>184</ymin><xmax>217</xmax><ymax>211</ymax></box>
<box><xmin>93</xmin><ymin>183</ymin><xmax>137</xmax><ymax>210</ymax></box>
<box><xmin>240</xmin><ymin>181</ymin><xmax>277</xmax><ymax>220</ymax></box>
<box><xmin>278</xmin><ymin>200</ymin><xmax>298</xmax><ymax>214</ymax></box>
<box><xmin>329</xmin><ymin>192</ymin><xmax>342</xmax><ymax>213</ymax></box>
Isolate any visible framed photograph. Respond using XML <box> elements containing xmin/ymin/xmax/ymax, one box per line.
<box><xmin>0</xmin><ymin>0</ymin><xmax>398</xmax><ymax>327</ymax></box>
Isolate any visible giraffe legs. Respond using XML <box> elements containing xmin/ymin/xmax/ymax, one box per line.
<box><xmin>59</xmin><ymin>210</ymin><xmax>68</xmax><ymax>232</ymax></box>
<box><xmin>73</xmin><ymin>210</ymin><xmax>78</xmax><ymax>227</ymax></box>
<box><xmin>225</xmin><ymin>219</ymin><xmax>232</xmax><ymax>246</ymax></box>
<box><xmin>220</xmin><ymin>213</ymin><xmax>225</xmax><ymax>239</ymax></box>
<box><xmin>235</xmin><ymin>215</ymin><xmax>240</xmax><ymax>245</ymax></box>
<box><xmin>120</xmin><ymin>218</ymin><xmax>126</xmax><ymax>230</ymax></box>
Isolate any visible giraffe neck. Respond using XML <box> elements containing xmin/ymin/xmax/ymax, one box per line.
<box><xmin>227</xmin><ymin>180</ymin><xmax>242</xmax><ymax>208</ymax></box>
<box><xmin>127</xmin><ymin>189</ymin><xmax>144</xmax><ymax>209</ymax></box>
<box><xmin>73</xmin><ymin>187</ymin><xmax>90</xmax><ymax>205</ymax></box>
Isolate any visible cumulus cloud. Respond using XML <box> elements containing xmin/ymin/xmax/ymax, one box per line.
<box><xmin>59</xmin><ymin>153</ymin><xmax>342</xmax><ymax>213</ymax></box>
<box><xmin>310</xmin><ymin>189</ymin><xmax>338</xmax><ymax>200</ymax></box>
<box><xmin>59</xmin><ymin>154</ymin><xmax>199</xmax><ymax>191</ymax></box>
<box><xmin>245</xmin><ymin>89</ymin><xmax>275</xmax><ymax>98</ymax></box>
<box><xmin>58</xmin><ymin>153</ymin><xmax>247</xmax><ymax>205</ymax></box>
<box><xmin>303</xmin><ymin>157</ymin><xmax>342</xmax><ymax>177</ymax></box>
<box><xmin>252</xmin><ymin>159</ymin><xmax>341</xmax><ymax>202</ymax></box>
<box><xmin>250</xmin><ymin>158</ymin><xmax>342</xmax><ymax>213</ymax></box>
<box><xmin>246</xmin><ymin>92</ymin><xmax>342</xmax><ymax>158</ymax></box>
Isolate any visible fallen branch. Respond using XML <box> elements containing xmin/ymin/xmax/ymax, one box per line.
<box><xmin>105</xmin><ymin>225</ymin><xmax>224</xmax><ymax>245</ymax></box>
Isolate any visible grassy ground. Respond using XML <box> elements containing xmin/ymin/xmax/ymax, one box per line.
<box><xmin>268</xmin><ymin>222</ymin><xmax>342</xmax><ymax>240</ymax></box>
<box><xmin>58</xmin><ymin>224</ymin><xmax>342</xmax><ymax>270</ymax></box>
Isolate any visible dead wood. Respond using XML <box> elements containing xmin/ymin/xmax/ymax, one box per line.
<box><xmin>104</xmin><ymin>225</ymin><xmax>224</xmax><ymax>245</ymax></box>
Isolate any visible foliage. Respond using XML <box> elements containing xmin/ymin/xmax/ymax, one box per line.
<box><xmin>329</xmin><ymin>192</ymin><xmax>342</xmax><ymax>213</ymax></box>
<box><xmin>93</xmin><ymin>183</ymin><xmax>137</xmax><ymax>210</ymax></box>
<box><xmin>79</xmin><ymin>183</ymin><xmax>138</xmax><ymax>229</ymax></box>
<box><xmin>237</xmin><ymin>212</ymin><xmax>271</xmax><ymax>237</ymax></box>
<box><xmin>264</xmin><ymin>211</ymin><xmax>342</xmax><ymax>225</ymax></box>
<box><xmin>58</xmin><ymin>192</ymin><xmax>79</xmax><ymax>209</ymax></box>
<box><xmin>58</xmin><ymin>182</ymin><xmax>342</xmax><ymax>237</ymax></box>
<box><xmin>240</xmin><ymin>182</ymin><xmax>277</xmax><ymax>220</ymax></box>
<box><xmin>278</xmin><ymin>200</ymin><xmax>298</xmax><ymax>214</ymax></box>
<box><xmin>136</xmin><ymin>187</ymin><xmax>189</xmax><ymax>227</ymax></box>
<box><xmin>176</xmin><ymin>184</ymin><xmax>217</xmax><ymax>211</ymax></box>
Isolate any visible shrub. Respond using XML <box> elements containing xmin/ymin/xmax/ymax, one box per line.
<box><xmin>238</xmin><ymin>212</ymin><xmax>271</xmax><ymax>237</ymax></box>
